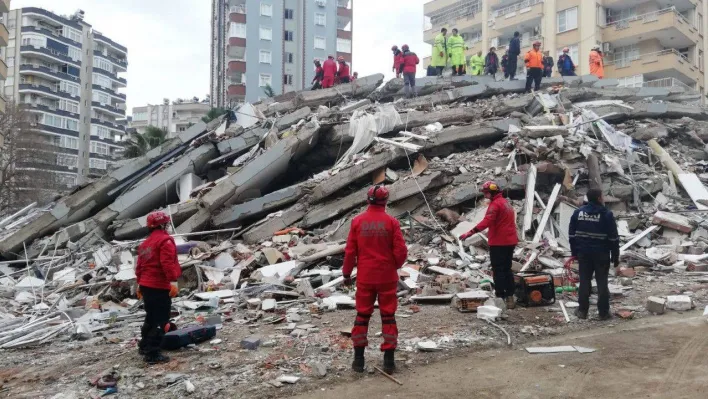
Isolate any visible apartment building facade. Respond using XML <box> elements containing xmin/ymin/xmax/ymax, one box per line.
<box><xmin>130</xmin><ymin>99</ymin><xmax>211</xmax><ymax>138</ymax></box>
<box><xmin>3</xmin><ymin>7</ymin><xmax>127</xmax><ymax>190</ymax></box>
<box><xmin>210</xmin><ymin>0</ymin><xmax>354</xmax><ymax>106</ymax></box>
<box><xmin>0</xmin><ymin>0</ymin><xmax>10</xmax><ymax>143</ymax></box>
<box><xmin>424</xmin><ymin>0</ymin><xmax>708</xmax><ymax>95</ymax></box>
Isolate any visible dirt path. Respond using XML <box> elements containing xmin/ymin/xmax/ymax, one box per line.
<box><xmin>293</xmin><ymin>313</ymin><xmax>708</xmax><ymax>399</ymax></box>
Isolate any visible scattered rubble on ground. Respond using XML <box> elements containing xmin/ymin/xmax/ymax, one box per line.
<box><xmin>2</xmin><ymin>74</ymin><xmax>708</xmax><ymax>397</ymax></box>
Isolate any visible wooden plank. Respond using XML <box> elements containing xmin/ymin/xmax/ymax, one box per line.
<box><xmin>620</xmin><ymin>225</ymin><xmax>658</xmax><ymax>253</ymax></box>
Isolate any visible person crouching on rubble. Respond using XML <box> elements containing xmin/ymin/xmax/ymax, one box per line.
<box><xmin>342</xmin><ymin>185</ymin><xmax>408</xmax><ymax>374</ymax></box>
<box><xmin>569</xmin><ymin>189</ymin><xmax>619</xmax><ymax>320</ymax></box>
<box><xmin>459</xmin><ymin>181</ymin><xmax>519</xmax><ymax>309</ymax></box>
<box><xmin>136</xmin><ymin>211</ymin><xmax>181</xmax><ymax>364</ymax></box>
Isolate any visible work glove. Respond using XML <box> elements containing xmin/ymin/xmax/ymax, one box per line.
<box><xmin>460</xmin><ymin>228</ymin><xmax>479</xmax><ymax>240</ymax></box>
<box><xmin>136</xmin><ymin>287</ymin><xmax>142</xmax><ymax>300</ymax></box>
<box><xmin>343</xmin><ymin>275</ymin><xmax>352</xmax><ymax>287</ymax></box>
<box><xmin>169</xmin><ymin>283</ymin><xmax>179</xmax><ymax>298</ymax></box>
<box><xmin>439</xmin><ymin>51</ymin><xmax>444</xmax><ymax>57</ymax></box>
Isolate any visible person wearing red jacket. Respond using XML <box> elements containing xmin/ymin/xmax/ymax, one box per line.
<box><xmin>343</xmin><ymin>185</ymin><xmax>408</xmax><ymax>374</ymax></box>
<box><xmin>391</xmin><ymin>45</ymin><xmax>404</xmax><ymax>78</ymax></box>
<box><xmin>311</xmin><ymin>59</ymin><xmax>324</xmax><ymax>90</ymax></box>
<box><xmin>401</xmin><ymin>44</ymin><xmax>419</xmax><ymax>99</ymax></box>
<box><xmin>322</xmin><ymin>55</ymin><xmax>337</xmax><ymax>88</ymax></box>
<box><xmin>135</xmin><ymin>211</ymin><xmax>182</xmax><ymax>364</ymax></box>
<box><xmin>337</xmin><ymin>56</ymin><xmax>351</xmax><ymax>83</ymax></box>
<box><xmin>459</xmin><ymin>181</ymin><xmax>519</xmax><ymax>309</ymax></box>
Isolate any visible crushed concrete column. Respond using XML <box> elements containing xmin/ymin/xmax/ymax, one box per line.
<box><xmin>212</xmin><ymin>184</ymin><xmax>307</xmax><ymax>227</ymax></box>
<box><xmin>242</xmin><ymin>203</ymin><xmax>309</xmax><ymax>244</ymax></box>
<box><xmin>587</xmin><ymin>154</ymin><xmax>602</xmax><ymax>191</ymax></box>
<box><xmin>111</xmin><ymin>201</ymin><xmax>199</xmax><ymax>240</ymax></box>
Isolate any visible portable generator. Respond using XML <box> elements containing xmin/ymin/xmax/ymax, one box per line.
<box><xmin>514</xmin><ymin>272</ymin><xmax>556</xmax><ymax>307</ymax></box>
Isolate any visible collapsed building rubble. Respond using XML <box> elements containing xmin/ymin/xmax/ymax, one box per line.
<box><xmin>2</xmin><ymin>73</ymin><xmax>708</xmax><ymax>395</ymax></box>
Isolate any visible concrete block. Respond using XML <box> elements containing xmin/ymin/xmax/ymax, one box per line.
<box><xmin>212</xmin><ymin>184</ymin><xmax>306</xmax><ymax>227</ymax></box>
<box><xmin>666</xmin><ymin>295</ymin><xmax>693</xmax><ymax>311</ymax></box>
<box><xmin>339</xmin><ymin>99</ymin><xmax>371</xmax><ymax>113</ymax></box>
<box><xmin>592</xmin><ymin>78</ymin><xmax>619</xmax><ymax>89</ymax></box>
<box><xmin>579</xmin><ymin>75</ymin><xmax>599</xmax><ymax>87</ymax></box>
<box><xmin>562</xmin><ymin>76</ymin><xmax>582</xmax><ymax>88</ymax></box>
<box><xmin>487</xmin><ymin>79</ymin><xmax>526</xmax><ymax>94</ymax></box>
<box><xmin>634</xmin><ymin>87</ymin><xmax>670</xmax><ymax>100</ymax></box>
<box><xmin>275</xmin><ymin>107</ymin><xmax>311</xmax><ymax>131</ymax></box>
<box><xmin>242</xmin><ymin>203</ymin><xmax>309</xmax><ymax>244</ymax></box>
<box><xmin>652</xmin><ymin>211</ymin><xmax>694</xmax><ymax>233</ymax></box>
<box><xmin>216</xmin><ymin>128</ymin><xmax>265</xmax><ymax>155</ymax></box>
<box><xmin>240</xmin><ymin>336</ymin><xmax>261</xmax><ymax>350</ymax></box>
<box><xmin>296</xmin><ymin>73</ymin><xmax>383</xmax><ymax>108</ymax></box>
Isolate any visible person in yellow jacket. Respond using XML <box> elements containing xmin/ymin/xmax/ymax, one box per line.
<box><xmin>431</xmin><ymin>28</ymin><xmax>447</xmax><ymax>76</ymax></box>
<box><xmin>524</xmin><ymin>41</ymin><xmax>544</xmax><ymax>93</ymax></box>
<box><xmin>469</xmin><ymin>51</ymin><xmax>484</xmax><ymax>76</ymax></box>
<box><xmin>447</xmin><ymin>28</ymin><xmax>465</xmax><ymax>76</ymax></box>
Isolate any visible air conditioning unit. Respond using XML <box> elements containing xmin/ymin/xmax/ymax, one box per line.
<box><xmin>603</xmin><ymin>42</ymin><xmax>612</xmax><ymax>52</ymax></box>
<box><xmin>315</xmin><ymin>0</ymin><xmax>326</xmax><ymax>7</ymax></box>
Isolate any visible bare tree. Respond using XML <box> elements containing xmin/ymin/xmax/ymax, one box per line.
<box><xmin>0</xmin><ymin>103</ymin><xmax>63</xmax><ymax>214</ymax></box>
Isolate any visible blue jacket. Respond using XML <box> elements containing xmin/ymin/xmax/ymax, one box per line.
<box><xmin>557</xmin><ymin>54</ymin><xmax>575</xmax><ymax>73</ymax></box>
<box><xmin>509</xmin><ymin>37</ymin><xmax>521</xmax><ymax>56</ymax></box>
<box><xmin>569</xmin><ymin>202</ymin><xmax>620</xmax><ymax>261</ymax></box>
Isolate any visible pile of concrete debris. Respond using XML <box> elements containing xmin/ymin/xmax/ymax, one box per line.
<box><xmin>2</xmin><ymin>72</ymin><xmax>708</xmax><ymax>351</ymax></box>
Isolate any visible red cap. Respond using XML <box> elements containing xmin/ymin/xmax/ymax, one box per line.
<box><xmin>147</xmin><ymin>211</ymin><xmax>171</xmax><ymax>228</ymax></box>
<box><xmin>367</xmin><ymin>185</ymin><xmax>389</xmax><ymax>205</ymax></box>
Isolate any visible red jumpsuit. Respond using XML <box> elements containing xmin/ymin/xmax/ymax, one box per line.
<box><xmin>393</xmin><ymin>50</ymin><xmax>404</xmax><ymax>78</ymax></box>
<box><xmin>343</xmin><ymin>205</ymin><xmax>408</xmax><ymax>351</ymax></box>
<box><xmin>338</xmin><ymin>62</ymin><xmax>351</xmax><ymax>83</ymax></box>
<box><xmin>322</xmin><ymin>59</ymin><xmax>337</xmax><ymax>88</ymax></box>
<box><xmin>312</xmin><ymin>66</ymin><xmax>324</xmax><ymax>87</ymax></box>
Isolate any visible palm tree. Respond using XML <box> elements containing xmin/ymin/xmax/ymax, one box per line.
<box><xmin>123</xmin><ymin>126</ymin><xmax>168</xmax><ymax>159</ymax></box>
<box><xmin>202</xmin><ymin>108</ymin><xmax>228</xmax><ymax>123</ymax></box>
<box><xmin>263</xmin><ymin>84</ymin><xmax>276</xmax><ymax>98</ymax></box>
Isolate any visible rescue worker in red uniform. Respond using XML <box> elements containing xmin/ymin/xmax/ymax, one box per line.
<box><xmin>459</xmin><ymin>181</ymin><xmax>519</xmax><ymax>309</ymax></box>
<box><xmin>311</xmin><ymin>59</ymin><xmax>324</xmax><ymax>90</ymax></box>
<box><xmin>343</xmin><ymin>185</ymin><xmax>408</xmax><ymax>374</ymax></box>
<box><xmin>337</xmin><ymin>56</ymin><xmax>351</xmax><ymax>83</ymax></box>
<box><xmin>322</xmin><ymin>55</ymin><xmax>337</xmax><ymax>88</ymax></box>
<box><xmin>135</xmin><ymin>211</ymin><xmax>182</xmax><ymax>364</ymax></box>
<box><xmin>401</xmin><ymin>44</ymin><xmax>419</xmax><ymax>98</ymax></box>
<box><xmin>392</xmin><ymin>45</ymin><xmax>404</xmax><ymax>78</ymax></box>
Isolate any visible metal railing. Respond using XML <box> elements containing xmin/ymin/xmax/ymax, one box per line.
<box><xmin>604</xmin><ymin>48</ymin><xmax>690</xmax><ymax>66</ymax></box>
<box><xmin>644</xmin><ymin>77</ymin><xmax>697</xmax><ymax>92</ymax></box>
<box><xmin>605</xmin><ymin>7</ymin><xmax>695</xmax><ymax>30</ymax></box>
<box><xmin>493</xmin><ymin>0</ymin><xmax>543</xmax><ymax>18</ymax></box>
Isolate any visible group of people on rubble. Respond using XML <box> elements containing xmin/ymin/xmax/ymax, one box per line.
<box><xmin>427</xmin><ymin>28</ymin><xmax>606</xmax><ymax>93</ymax></box>
<box><xmin>310</xmin><ymin>55</ymin><xmax>357</xmax><ymax>90</ymax></box>
<box><xmin>135</xmin><ymin>177</ymin><xmax>618</xmax><ymax>373</ymax></box>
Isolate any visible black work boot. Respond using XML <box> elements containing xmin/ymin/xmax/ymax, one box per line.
<box><xmin>598</xmin><ymin>313</ymin><xmax>613</xmax><ymax>321</ymax></box>
<box><xmin>383</xmin><ymin>350</ymin><xmax>396</xmax><ymax>374</ymax></box>
<box><xmin>352</xmin><ymin>347</ymin><xmax>365</xmax><ymax>373</ymax></box>
<box><xmin>574</xmin><ymin>309</ymin><xmax>588</xmax><ymax>320</ymax></box>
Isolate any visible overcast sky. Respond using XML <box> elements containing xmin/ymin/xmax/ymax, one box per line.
<box><xmin>12</xmin><ymin>0</ymin><xmax>430</xmax><ymax>113</ymax></box>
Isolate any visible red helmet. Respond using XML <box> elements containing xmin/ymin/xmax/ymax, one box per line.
<box><xmin>146</xmin><ymin>211</ymin><xmax>171</xmax><ymax>228</ymax></box>
<box><xmin>367</xmin><ymin>185</ymin><xmax>389</xmax><ymax>205</ymax></box>
<box><xmin>391</xmin><ymin>45</ymin><xmax>398</xmax><ymax>51</ymax></box>
<box><xmin>313</xmin><ymin>58</ymin><xmax>320</xmax><ymax>63</ymax></box>
<box><xmin>337</xmin><ymin>56</ymin><xmax>345</xmax><ymax>62</ymax></box>
<box><xmin>328</xmin><ymin>54</ymin><xmax>334</xmax><ymax>59</ymax></box>
<box><xmin>533</xmin><ymin>41</ymin><xmax>542</xmax><ymax>46</ymax></box>
<box><xmin>401</xmin><ymin>44</ymin><xmax>409</xmax><ymax>51</ymax></box>
<box><xmin>482</xmin><ymin>181</ymin><xmax>500</xmax><ymax>193</ymax></box>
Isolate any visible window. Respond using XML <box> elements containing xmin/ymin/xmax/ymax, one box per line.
<box><xmin>613</xmin><ymin>44</ymin><xmax>639</xmax><ymax>67</ymax></box>
<box><xmin>283</xmin><ymin>74</ymin><xmax>293</xmax><ymax>85</ymax></box>
<box><xmin>230</xmin><ymin>22</ymin><xmax>247</xmax><ymax>38</ymax></box>
<box><xmin>93</xmin><ymin>91</ymin><xmax>111</xmax><ymax>105</ymax></box>
<box><xmin>57</xmin><ymin>154</ymin><xmax>78</xmax><ymax>168</ymax></box>
<box><xmin>314</xmin><ymin>36</ymin><xmax>326</xmax><ymax>50</ymax></box>
<box><xmin>606</xmin><ymin>7</ymin><xmax>636</xmax><ymax>24</ymax></box>
<box><xmin>284</xmin><ymin>8</ymin><xmax>294</xmax><ymax>19</ymax></box>
<box><xmin>260</xmin><ymin>3</ymin><xmax>273</xmax><ymax>17</ymax></box>
<box><xmin>315</xmin><ymin>13</ymin><xmax>326</xmax><ymax>26</ymax></box>
<box><xmin>21</xmin><ymin>34</ymin><xmax>45</xmax><ymax>47</ymax></box>
<box><xmin>285</xmin><ymin>52</ymin><xmax>294</xmax><ymax>63</ymax></box>
<box><xmin>557</xmin><ymin>7</ymin><xmax>578</xmax><ymax>33</ymax></box>
<box><xmin>57</xmin><ymin>174</ymin><xmax>77</xmax><ymax>187</ymax></box>
<box><xmin>133</xmin><ymin>111</ymin><xmax>147</xmax><ymax>121</ymax></box>
<box><xmin>6</xmin><ymin>57</ymin><xmax>14</xmax><ymax>67</ymax></box>
<box><xmin>284</xmin><ymin>30</ymin><xmax>293</xmax><ymax>41</ymax></box>
<box><xmin>700</xmin><ymin>50</ymin><xmax>704</xmax><ymax>72</ymax></box>
<box><xmin>60</xmin><ymin>99</ymin><xmax>80</xmax><ymax>114</ymax></box>
<box><xmin>91</xmin><ymin>125</ymin><xmax>111</xmax><ymax>139</ymax></box>
<box><xmin>93</xmin><ymin>73</ymin><xmax>112</xmax><ymax>88</ymax></box>
<box><xmin>94</xmin><ymin>57</ymin><xmax>112</xmax><ymax>72</ymax></box>
<box><xmin>66</xmin><ymin>119</ymin><xmax>78</xmax><ymax>131</ymax></box>
<box><xmin>91</xmin><ymin>141</ymin><xmax>109</xmax><ymax>155</ymax></box>
<box><xmin>64</xmin><ymin>27</ymin><xmax>82</xmax><ymax>43</ymax></box>
<box><xmin>42</xmin><ymin>113</ymin><xmax>62</xmax><ymax>128</ymax></box>
<box><xmin>56</xmin><ymin>135</ymin><xmax>79</xmax><ymax>150</ymax></box>
<box><xmin>260</xmin><ymin>26</ymin><xmax>272</xmax><ymax>41</ymax></box>
<box><xmin>337</xmin><ymin>38</ymin><xmax>352</xmax><ymax>53</ymax></box>
<box><xmin>259</xmin><ymin>50</ymin><xmax>272</xmax><ymax>64</ymax></box>
<box><xmin>90</xmin><ymin>158</ymin><xmax>107</xmax><ymax>170</ymax></box>
<box><xmin>68</xmin><ymin>46</ymin><xmax>82</xmax><ymax>62</ymax></box>
<box><xmin>60</xmin><ymin>81</ymin><xmax>80</xmax><ymax>97</ymax></box>
<box><xmin>259</xmin><ymin>73</ymin><xmax>272</xmax><ymax>87</ymax></box>
<box><xmin>617</xmin><ymin>74</ymin><xmax>643</xmax><ymax>88</ymax></box>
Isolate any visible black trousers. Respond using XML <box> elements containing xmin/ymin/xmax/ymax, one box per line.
<box><xmin>489</xmin><ymin>245</ymin><xmax>516</xmax><ymax>298</ymax></box>
<box><xmin>507</xmin><ymin>55</ymin><xmax>518</xmax><ymax>79</ymax></box>
<box><xmin>340</xmin><ymin>76</ymin><xmax>350</xmax><ymax>84</ymax></box>
<box><xmin>435</xmin><ymin>66</ymin><xmax>444</xmax><ymax>76</ymax></box>
<box><xmin>525</xmin><ymin>67</ymin><xmax>543</xmax><ymax>92</ymax></box>
<box><xmin>139</xmin><ymin>285</ymin><xmax>171</xmax><ymax>356</ymax></box>
<box><xmin>577</xmin><ymin>252</ymin><xmax>611</xmax><ymax>316</ymax></box>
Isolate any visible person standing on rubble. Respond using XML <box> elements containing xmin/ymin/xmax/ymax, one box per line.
<box><xmin>401</xmin><ymin>44</ymin><xmax>419</xmax><ymax>99</ymax></box>
<box><xmin>342</xmin><ymin>185</ymin><xmax>408</xmax><ymax>375</ymax></box>
<box><xmin>432</xmin><ymin>27</ymin><xmax>448</xmax><ymax>76</ymax></box>
<box><xmin>484</xmin><ymin>47</ymin><xmax>500</xmax><ymax>79</ymax></box>
<box><xmin>542</xmin><ymin>51</ymin><xmax>554</xmax><ymax>77</ymax></box>
<box><xmin>392</xmin><ymin>45</ymin><xmax>404</xmax><ymax>78</ymax></box>
<box><xmin>501</xmin><ymin>51</ymin><xmax>510</xmax><ymax>79</ymax></box>
<box><xmin>447</xmin><ymin>29</ymin><xmax>466</xmax><ymax>76</ymax></box>
<box><xmin>322</xmin><ymin>55</ymin><xmax>337</xmax><ymax>88</ymax></box>
<box><xmin>507</xmin><ymin>32</ymin><xmax>521</xmax><ymax>80</ymax></box>
<box><xmin>337</xmin><ymin>56</ymin><xmax>351</xmax><ymax>83</ymax></box>
<box><xmin>589</xmin><ymin>46</ymin><xmax>604</xmax><ymax>79</ymax></box>
<box><xmin>524</xmin><ymin>41</ymin><xmax>544</xmax><ymax>93</ymax></box>
<box><xmin>311</xmin><ymin>59</ymin><xmax>324</xmax><ymax>90</ymax></box>
<box><xmin>568</xmin><ymin>189</ymin><xmax>620</xmax><ymax>321</ymax></box>
<box><xmin>557</xmin><ymin>48</ymin><xmax>576</xmax><ymax>76</ymax></box>
<box><xmin>459</xmin><ymin>181</ymin><xmax>519</xmax><ymax>309</ymax></box>
<box><xmin>135</xmin><ymin>211</ymin><xmax>181</xmax><ymax>364</ymax></box>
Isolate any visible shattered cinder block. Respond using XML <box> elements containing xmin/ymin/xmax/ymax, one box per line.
<box><xmin>646</xmin><ymin>296</ymin><xmax>666</xmax><ymax>314</ymax></box>
<box><xmin>240</xmin><ymin>336</ymin><xmax>262</xmax><ymax>350</ymax></box>
<box><xmin>666</xmin><ymin>295</ymin><xmax>693</xmax><ymax>311</ymax></box>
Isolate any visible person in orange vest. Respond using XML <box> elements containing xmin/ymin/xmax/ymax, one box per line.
<box><xmin>524</xmin><ymin>41</ymin><xmax>544</xmax><ymax>93</ymax></box>
<box><xmin>589</xmin><ymin>46</ymin><xmax>604</xmax><ymax>79</ymax></box>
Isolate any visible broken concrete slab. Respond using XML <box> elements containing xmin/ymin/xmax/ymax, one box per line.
<box><xmin>294</xmin><ymin>74</ymin><xmax>384</xmax><ymax>108</ymax></box>
<box><xmin>243</xmin><ymin>204</ymin><xmax>309</xmax><ymax>244</ymax></box>
<box><xmin>522</xmin><ymin>126</ymin><xmax>570</xmax><ymax>138</ymax></box>
<box><xmin>592</xmin><ymin>78</ymin><xmax>619</xmax><ymax>89</ymax></box>
<box><xmin>112</xmin><ymin>201</ymin><xmax>199</xmax><ymax>240</ymax></box>
<box><xmin>216</xmin><ymin>128</ymin><xmax>265</xmax><ymax>156</ymax></box>
<box><xmin>276</xmin><ymin>107</ymin><xmax>311</xmax><ymax>131</ymax></box>
<box><xmin>652</xmin><ymin>211</ymin><xmax>694</xmax><ymax>233</ymax></box>
<box><xmin>212</xmin><ymin>184</ymin><xmax>306</xmax><ymax>227</ymax></box>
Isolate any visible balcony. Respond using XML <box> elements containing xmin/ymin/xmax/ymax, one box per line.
<box><xmin>93</xmin><ymin>32</ymin><xmax>128</xmax><ymax>56</ymax></box>
<box><xmin>20</xmin><ymin>64</ymin><xmax>81</xmax><ymax>83</ymax></box>
<box><xmin>93</xmin><ymin>67</ymin><xmax>128</xmax><ymax>87</ymax></box>
<box><xmin>94</xmin><ymin>50</ymin><xmax>128</xmax><ymax>71</ymax></box>
<box><xmin>92</xmin><ymin>101</ymin><xmax>126</xmax><ymax>118</ymax></box>
<box><xmin>463</xmin><ymin>38</ymin><xmax>484</xmax><ymax>57</ymax></box>
<box><xmin>22</xmin><ymin>7</ymin><xmax>82</xmax><ymax>30</ymax></box>
<box><xmin>0</xmin><ymin>21</ymin><xmax>8</xmax><ymax>47</ymax></box>
<box><xmin>228</xmin><ymin>60</ymin><xmax>246</xmax><ymax>76</ymax></box>
<box><xmin>0</xmin><ymin>58</ymin><xmax>6</xmax><ymax>80</ymax></box>
<box><xmin>92</xmin><ymin>118</ymin><xmax>126</xmax><ymax>132</ymax></box>
<box><xmin>603</xmin><ymin>0</ymin><xmax>697</xmax><ymax>8</ymax></box>
<box><xmin>491</xmin><ymin>0</ymin><xmax>544</xmax><ymax>33</ymax></box>
<box><xmin>0</xmin><ymin>0</ymin><xmax>9</xmax><ymax>13</ymax></box>
<box><xmin>32</xmin><ymin>123</ymin><xmax>79</xmax><ymax>137</ymax></box>
<box><xmin>424</xmin><ymin>14</ymin><xmax>483</xmax><ymax>44</ymax></box>
<box><xmin>424</xmin><ymin>0</ymin><xmax>484</xmax><ymax>44</ymax></box>
<box><xmin>92</xmin><ymin>84</ymin><xmax>126</xmax><ymax>101</ymax></box>
<box><xmin>602</xmin><ymin>8</ymin><xmax>700</xmax><ymax>49</ymax></box>
<box><xmin>0</xmin><ymin>96</ymin><xmax>6</xmax><ymax>114</ymax></box>
<box><xmin>604</xmin><ymin>49</ymin><xmax>700</xmax><ymax>87</ymax></box>
<box><xmin>229</xmin><ymin>5</ymin><xmax>246</xmax><ymax>23</ymax></box>
<box><xmin>25</xmin><ymin>103</ymin><xmax>80</xmax><ymax>120</ymax></box>
<box><xmin>228</xmin><ymin>84</ymin><xmax>246</xmax><ymax>97</ymax></box>
<box><xmin>20</xmin><ymin>45</ymin><xmax>81</xmax><ymax>67</ymax></box>
<box><xmin>21</xmin><ymin>26</ymin><xmax>81</xmax><ymax>47</ymax></box>
<box><xmin>18</xmin><ymin>83</ymin><xmax>80</xmax><ymax>101</ymax></box>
